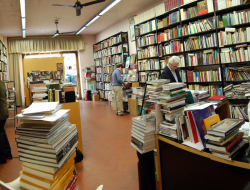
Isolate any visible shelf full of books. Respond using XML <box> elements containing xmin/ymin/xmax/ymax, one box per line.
<box><xmin>0</xmin><ymin>40</ymin><xmax>8</xmax><ymax>81</ymax></box>
<box><xmin>93</xmin><ymin>32</ymin><xmax>129</xmax><ymax>100</ymax></box>
<box><xmin>133</xmin><ymin>0</ymin><xmax>250</xmax><ymax>99</ymax></box>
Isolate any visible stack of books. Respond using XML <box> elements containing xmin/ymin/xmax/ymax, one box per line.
<box><xmin>31</xmin><ymin>87</ymin><xmax>48</xmax><ymax>103</ymax></box>
<box><xmin>131</xmin><ymin>114</ymin><xmax>156</xmax><ymax>154</ymax></box>
<box><xmin>158</xmin><ymin>83</ymin><xmax>188</xmax><ymax>140</ymax></box>
<box><xmin>15</xmin><ymin>102</ymin><xmax>79</xmax><ymax>190</ymax></box>
<box><xmin>145</xmin><ymin>79</ymin><xmax>170</xmax><ymax>115</ymax></box>
<box><xmin>205</xmin><ymin>118</ymin><xmax>248</xmax><ymax>161</ymax></box>
<box><xmin>224</xmin><ymin>83</ymin><xmax>250</xmax><ymax>99</ymax></box>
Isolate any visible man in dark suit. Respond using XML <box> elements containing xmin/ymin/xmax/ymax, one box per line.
<box><xmin>161</xmin><ymin>56</ymin><xmax>182</xmax><ymax>82</ymax></box>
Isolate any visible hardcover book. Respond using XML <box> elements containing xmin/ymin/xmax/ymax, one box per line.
<box><xmin>197</xmin><ymin>0</ymin><xmax>208</xmax><ymax>15</ymax></box>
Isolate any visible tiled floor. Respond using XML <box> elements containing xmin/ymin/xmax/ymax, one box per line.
<box><xmin>0</xmin><ymin>101</ymin><xmax>139</xmax><ymax>190</ymax></box>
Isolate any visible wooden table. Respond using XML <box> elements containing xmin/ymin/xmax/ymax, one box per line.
<box><xmin>155</xmin><ymin>135</ymin><xmax>250</xmax><ymax>190</ymax></box>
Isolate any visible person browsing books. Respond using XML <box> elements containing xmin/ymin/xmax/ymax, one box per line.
<box><xmin>0</xmin><ymin>80</ymin><xmax>12</xmax><ymax>164</ymax></box>
<box><xmin>161</xmin><ymin>56</ymin><xmax>182</xmax><ymax>82</ymax></box>
<box><xmin>112</xmin><ymin>64</ymin><xmax>128</xmax><ymax>116</ymax></box>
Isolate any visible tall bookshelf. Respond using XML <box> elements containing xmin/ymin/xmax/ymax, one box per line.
<box><xmin>134</xmin><ymin>0</ymin><xmax>250</xmax><ymax>100</ymax></box>
<box><xmin>0</xmin><ymin>40</ymin><xmax>8</xmax><ymax>82</ymax></box>
<box><xmin>93</xmin><ymin>32</ymin><xmax>129</xmax><ymax>100</ymax></box>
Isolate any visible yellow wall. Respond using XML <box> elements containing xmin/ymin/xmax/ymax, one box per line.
<box><xmin>23</xmin><ymin>55</ymin><xmax>64</xmax><ymax>106</ymax></box>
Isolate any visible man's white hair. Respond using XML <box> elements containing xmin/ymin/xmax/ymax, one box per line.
<box><xmin>169</xmin><ymin>56</ymin><xmax>180</xmax><ymax>64</ymax></box>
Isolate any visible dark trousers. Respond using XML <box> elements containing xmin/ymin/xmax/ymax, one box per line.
<box><xmin>0</xmin><ymin>120</ymin><xmax>11</xmax><ymax>159</ymax></box>
<box><xmin>137</xmin><ymin>151</ymin><xmax>156</xmax><ymax>190</ymax></box>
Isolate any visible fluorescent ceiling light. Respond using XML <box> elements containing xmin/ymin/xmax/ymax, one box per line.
<box><xmin>99</xmin><ymin>0</ymin><xmax>121</xmax><ymax>15</ymax></box>
<box><xmin>85</xmin><ymin>15</ymin><xmax>100</xmax><ymax>27</ymax></box>
<box><xmin>24</xmin><ymin>54</ymin><xmax>61</xmax><ymax>59</ymax></box>
<box><xmin>22</xmin><ymin>30</ymin><xmax>26</xmax><ymax>38</ymax></box>
<box><xmin>22</xmin><ymin>18</ymin><xmax>26</xmax><ymax>30</ymax></box>
<box><xmin>20</xmin><ymin>0</ymin><xmax>25</xmax><ymax>18</ymax></box>
<box><xmin>76</xmin><ymin>27</ymin><xmax>87</xmax><ymax>35</ymax></box>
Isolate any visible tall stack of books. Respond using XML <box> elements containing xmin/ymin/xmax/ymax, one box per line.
<box><xmin>131</xmin><ymin>114</ymin><xmax>156</xmax><ymax>154</ymax></box>
<box><xmin>205</xmin><ymin>118</ymin><xmax>248</xmax><ymax>161</ymax></box>
<box><xmin>158</xmin><ymin>83</ymin><xmax>188</xmax><ymax>140</ymax></box>
<box><xmin>15</xmin><ymin>102</ymin><xmax>78</xmax><ymax>190</ymax></box>
<box><xmin>145</xmin><ymin>79</ymin><xmax>170</xmax><ymax>115</ymax></box>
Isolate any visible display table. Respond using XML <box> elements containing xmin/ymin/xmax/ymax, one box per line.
<box><xmin>155</xmin><ymin>135</ymin><xmax>250</xmax><ymax>190</ymax></box>
<box><xmin>154</xmin><ymin>100</ymin><xmax>250</xmax><ymax>190</ymax></box>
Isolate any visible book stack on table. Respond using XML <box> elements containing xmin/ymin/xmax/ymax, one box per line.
<box><xmin>146</xmin><ymin>79</ymin><xmax>170</xmax><ymax>114</ymax></box>
<box><xmin>158</xmin><ymin>83</ymin><xmax>188</xmax><ymax>140</ymax></box>
<box><xmin>205</xmin><ymin>118</ymin><xmax>249</xmax><ymax>161</ymax></box>
<box><xmin>131</xmin><ymin>114</ymin><xmax>156</xmax><ymax>154</ymax></box>
<box><xmin>15</xmin><ymin>102</ymin><xmax>79</xmax><ymax>190</ymax></box>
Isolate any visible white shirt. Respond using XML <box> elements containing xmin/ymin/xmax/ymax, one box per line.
<box><xmin>167</xmin><ymin>64</ymin><xmax>178</xmax><ymax>82</ymax></box>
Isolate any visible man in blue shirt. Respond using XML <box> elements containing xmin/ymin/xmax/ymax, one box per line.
<box><xmin>112</xmin><ymin>64</ymin><xmax>128</xmax><ymax>116</ymax></box>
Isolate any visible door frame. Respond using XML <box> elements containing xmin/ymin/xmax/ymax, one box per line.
<box><xmin>21</xmin><ymin>51</ymin><xmax>82</xmax><ymax>106</ymax></box>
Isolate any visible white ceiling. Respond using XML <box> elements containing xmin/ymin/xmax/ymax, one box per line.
<box><xmin>0</xmin><ymin>0</ymin><xmax>161</xmax><ymax>37</ymax></box>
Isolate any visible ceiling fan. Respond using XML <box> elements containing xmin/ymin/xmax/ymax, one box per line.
<box><xmin>52</xmin><ymin>21</ymin><xmax>76</xmax><ymax>38</ymax></box>
<box><xmin>52</xmin><ymin>0</ymin><xmax>105</xmax><ymax>16</ymax></box>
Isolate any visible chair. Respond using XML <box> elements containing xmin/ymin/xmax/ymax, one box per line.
<box><xmin>0</xmin><ymin>177</ymin><xmax>20</xmax><ymax>190</ymax></box>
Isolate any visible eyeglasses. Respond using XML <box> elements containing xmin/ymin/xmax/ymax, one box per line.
<box><xmin>170</xmin><ymin>62</ymin><xmax>178</xmax><ymax>69</ymax></box>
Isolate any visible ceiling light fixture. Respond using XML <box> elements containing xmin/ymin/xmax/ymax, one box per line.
<box><xmin>20</xmin><ymin>0</ymin><xmax>25</xmax><ymax>17</ymax></box>
<box><xmin>76</xmin><ymin>0</ymin><xmax>121</xmax><ymax>35</ymax></box>
<box><xmin>76</xmin><ymin>27</ymin><xmax>87</xmax><ymax>35</ymax></box>
<box><xmin>22</xmin><ymin>30</ymin><xmax>26</xmax><ymax>38</ymax></box>
<box><xmin>99</xmin><ymin>0</ymin><xmax>121</xmax><ymax>15</ymax></box>
<box><xmin>20</xmin><ymin>0</ymin><xmax>26</xmax><ymax>38</ymax></box>
<box><xmin>85</xmin><ymin>15</ymin><xmax>100</xmax><ymax>27</ymax></box>
<box><xmin>22</xmin><ymin>17</ymin><xmax>26</xmax><ymax>30</ymax></box>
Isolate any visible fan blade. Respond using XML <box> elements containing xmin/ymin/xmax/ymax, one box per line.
<box><xmin>60</xmin><ymin>31</ymin><xmax>76</xmax><ymax>34</ymax></box>
<box><xmin>81</xmin><ymin>0</ymin><xmax>105</xmax><ymax>7</ymax></box>
<box><xmin>51</xmin><ymin>4</ymin><xmax>75</xmax><ymax>7</ymax></box>
<box><xmin>52</xmin><ymin>33</ymin><xmax>59</xmax><ymax>38</ymax></box>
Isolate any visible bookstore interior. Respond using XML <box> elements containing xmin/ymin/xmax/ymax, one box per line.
<box><xmin>2</xmin><ymin>0</ymin><xmax>250</xmax><ymax>189</ymax></box>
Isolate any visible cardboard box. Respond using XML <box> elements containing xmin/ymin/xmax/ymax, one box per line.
<box><xmin>92</xmin><ymin>95</ymin><xmax>100</xmax><ymax>101</ymax></box>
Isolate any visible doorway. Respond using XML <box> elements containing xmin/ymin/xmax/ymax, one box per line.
<box><xmin>63</xmin><ymin>53</ymin><xmax>79</xmax><ymax>96</ymax></box>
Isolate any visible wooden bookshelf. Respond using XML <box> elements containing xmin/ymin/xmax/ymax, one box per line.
<box><xmin>133</xmin><ymin>0</ymin><xmax>250</xmax><ymax>100</ymax></box>
<box><xmin>93</xmin><ymin>32</ymin><xmax>129</xmax><ymax>100</ymax></box>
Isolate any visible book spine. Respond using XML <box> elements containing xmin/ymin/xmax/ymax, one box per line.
<box><xmin>225</xmin><ymin>132</ymin><xmax>244</xmax><ymax>151</ymax></box>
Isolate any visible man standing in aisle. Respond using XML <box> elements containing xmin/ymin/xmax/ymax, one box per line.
<box><xmin>0</xmin><ymin>80</ymin><xmax>12</xmax><ymax>164</ymax></box>
<box><xmin>112</xmin><ymin>64</ymin><xmax>128</xmax><ymax>116</ymax></box>
<box><xmin>161</xmin><ymin>56</ymin><xmax>182</xmax><ymax>82</ymax></box>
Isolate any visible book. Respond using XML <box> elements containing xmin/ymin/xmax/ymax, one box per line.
<box><xmin>19</xmin><ymin>142</ymin><xmax>78</xmax><ymax>168</ymax></box>
<box><xmin>203</xmin><ymin>114</ymin><xmax>221</xmax><ymax>129</ymax></box>
<box><xmin>191</xmin><ymin>105</ymin><xmax>216</xmax><ymax>147</ymax></box>
<box><xmin>197</xmin><ymin>0</ymin><xmax>208</xmax><ymax>15</ymax></box>
<box><xmin>20</xmin><ymin>164</ymin><xmax>74</xmax><ymax>190</ymax></box>
<box><xmin>207</xmin><ymin>118</ymin><xmax>245</xmax><ymax>137</ymax></box>
<box><xmin>207</xmin><ymin>95</ymin><xmax>227</xmax><ymax>101</ymax></box>
<box><xmin>211</xmin><ymin>139</ymin><xmax>249</xmax><ymax>160</ymax></box>
<box><xmin>22</xmin><ymin>153</ymin><xmax>75</xmax><ymax>180</ymax></box>
<box><xmin>206</xmin><ymin>132</ymin><xmax>244</xmax><ymax>152</ymax></box>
